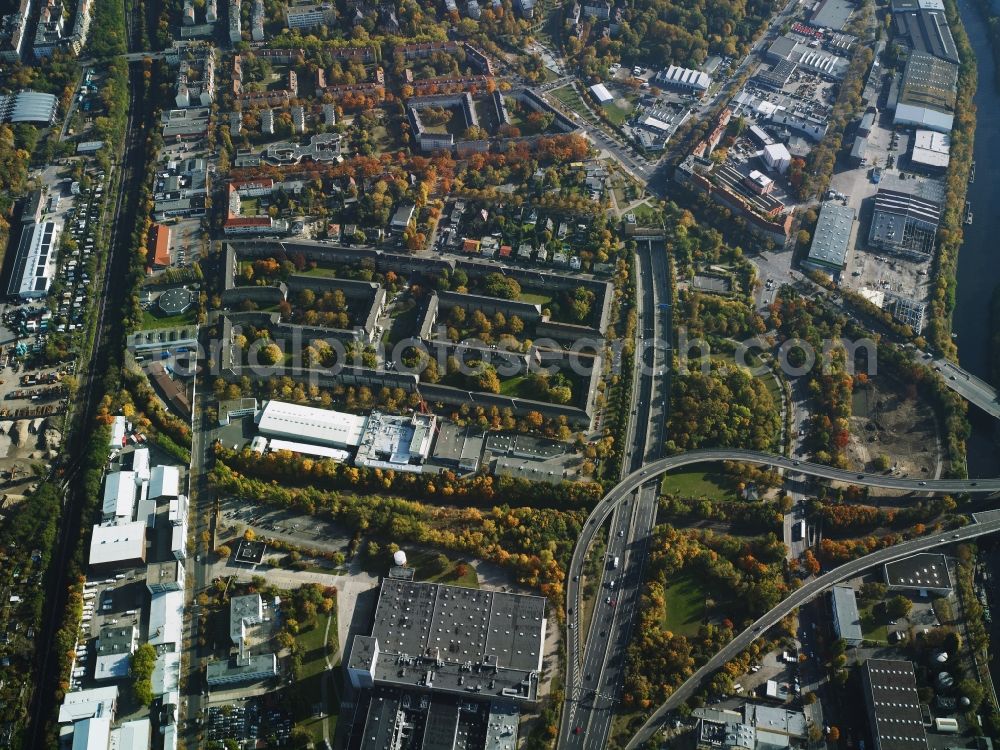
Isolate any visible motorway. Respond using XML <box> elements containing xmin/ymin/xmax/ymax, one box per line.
<box><xmin>560</xmin><ymin>239</ymin><xmax>671</xmax><ymax>749</ymax></box>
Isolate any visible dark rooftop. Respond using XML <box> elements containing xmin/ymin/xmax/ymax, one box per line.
<box><xmin>355</xmin><ymin>579</ymin><xmax>546</xmax><ymax>702</ymax></box>
<box><xmin>862</xmin><ymin>659</ymin><xmax>928</xmax><ymax>750</ymax></box>
<box><xmin>884</xmin><ymin>553</ymin><xmax>952</xmax><ymax>590</ymax></box>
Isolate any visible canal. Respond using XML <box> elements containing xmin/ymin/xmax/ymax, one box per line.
<box><xmin>954</xmin><ymin>0</ymin><xmax>1000</xmax><ymax>476</ymax></box>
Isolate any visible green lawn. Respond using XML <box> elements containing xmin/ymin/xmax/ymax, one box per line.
<box><xmin>661</xmin><ymin>573</ymin><xmax>704</xmax><ymax>636</ymax></box>
<box><xmin>140</xmin><ymin>307</ymin><xmax>198</xmax><ymax>331</ymax></box>
<box><xmin>859</xmin><ymin>604</ymin><xmax>889</xmax><ymax>643</ymax></box>
<box><xmin>660</xmin><ymin>469</ymin><xmax>734</xmax><ymax>500</ymax></box>
<box><xmin>291</xmin><ymin>613</ymin><xmax>340</xmax><ymax>743</ymax></box>
<box><xmin>604</xmin><ymin>101</ymin><xmax>634</xmax><ymax>126</ymax></box>
<box><xmin>630</xmin><ymin>202</ymin><xmax>662</xmax><ymax>226</ymax></box>
<box><xmin>518</xmin><ymin>291</ymin><xmax>553</xmax><ymax>306</ymax></box>
<box><xmin>499</xmin><ymin>374</ymin><xmax>530</xmax><ymax>397</ymax></box>
<box><xmin>301</xmin><ymin>266</ymin><xmax>340</xmax><ymax>278</ymax></box>
<box><xmin>550</xmin><ymin>85</ymin><xmax>590</xmax><ymax>117</ymax></box>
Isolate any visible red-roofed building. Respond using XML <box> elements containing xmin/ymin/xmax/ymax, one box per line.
<box><xmin>462</xmin><ymin>238</ymin><xmax>481</xmax><ymax>254</ymax></box>
<box><xmin>148</xmin><ymin>224</ymin><xmax>171</xmax><ymax>271</ymax></box>
<box><xmin>499</xmin><ymin>244</ymin><xmax>512</xmax><ymax>258</ymax></box>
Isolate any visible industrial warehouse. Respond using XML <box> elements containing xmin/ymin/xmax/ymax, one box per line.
<box><xmin>252</xmin><ymin>399</ymin><xmax>438</xmax><ymax>473</ymax></box>
<box><xmin>343</xmin><ymin>571</ymin><xmax>546</xmax><ymax>748</ymax></box>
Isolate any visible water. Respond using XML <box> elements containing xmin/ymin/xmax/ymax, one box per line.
<box><xmin>953</xmin><ymin>0</ymin><xmax>1000</xmax><ymax>476</ymax></box>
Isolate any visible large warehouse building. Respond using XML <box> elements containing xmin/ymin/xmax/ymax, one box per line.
<box><xmin>255</xmin><ymin>400</ymin><xmax>368</xmax><ymax>449</ymax></box>
<box><xmin>861</xmin><ymin>659</ymin><xmax>928</xmax><ymax>750</ymax></box>
<box><xmin>654</xmin><ymin>65</ymin><xmax>712</xmax><ymax>95</ymax></box>
<box><xmin>8</xmin><ymin>219</ymin><xmax>59</xmax><ymax>299</ymax></box>
<box><xmin>867</xmin><ymin>188</ymin><xmax>941</xmax><ymax>259</ymax></box>
<box><xmin>805</xmin><ymin>201</ymin><xmax>855</xmax><ymax>273</ymax></box>
<box><xmin>891</xmin><ymin>0</ymin><xmax>958</xmax><ymax>64</ymax></box>
<box><xmin>345</xmin><ymin>577</ymin><xmax>547</xmax><ymax>703</ymax></box>
<box><xmin>892</xmin><ymin>51</ymin><xmax>958</xmax><ymax>132</ymax></box>
<box><xmin>254</xmin><ymin>401</ymin><xmax>437</xmax><ymax>472</ymax></box>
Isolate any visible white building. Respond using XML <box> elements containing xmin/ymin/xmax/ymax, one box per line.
<box><xmin>354</xmin><ymin>412</ymin><xmax>437</xmax><ymax>473</ymax></box>
<box><xmin>149</xmin><ymin>465</ymin><xmax>180</xmax><ymax>500</ymax></box>
<box><xmin>589</xmin><ymin>83</ymin><xmax>614</xmax><ymax>105</ymax></box>
<box><xmin>148</xmin><ymin>590</ymin><xmax>184</xmax><ymax>650</ymax></box>
<box><xmin>109</xmin><ymin>416</ymin><xmax>126</xmax><ymax>449</ymax></box>
<box><xmin>130</xmin><ymin>447</ymin><xmax>151</xmax><ymax>482</ymax></box>
<box><xmin>88</xmin><ymin>522</ymin><xmax>146</xmax><ymax>569</ymax></box>
<box><xmin>654</xmin><ymin>65</ymin><xmax>712</xmax><ymax>94</ymax></box>
<box><xmin>284</xmin><ymin>1</ymin><xmax>335</xmax><ymax>28</ymax></box>
<box><xmin>71</xmin><ymin>716</ymin><xmax>111</xmax><ymax>750</ymax></box>
<box><xmin>255</xmin><ymin>400</ymin><xmax>367</xmax><ymax>449</ymax></box>
<box><xmin>152</xmin><ymin>652</ymin><xmax>181</xmax><ymax>696</ymax></box>
<box><xmin>762</xmin><ymin>142</ymin><xmax>792</xmax><ymax>174</ymax></box>
<box><xmin>102</xmin><ymin>470</ymin><xmax>137</xmax><ymax>522</ymax></box>
<box><xmin>94</xmin><ymin>624</ymin><xmax>138</xmax><ymax>681</ymax></box>
<box><xmin>230</xmin><ymin>593</ymin><xmax>264</xmax><ymax>650</ymax></box>
<box><xmin>109</xmin><ymin>719</ymin><xmax>151</xmax><ymax>750</ymax></box>
<box><xmin>58</xmin><ymin>686</ymin><xmax>119</xmax><ymax>723</ymax></box>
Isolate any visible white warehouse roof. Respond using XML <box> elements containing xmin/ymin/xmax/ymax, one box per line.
<box><xmin>88</xmin><ymin>522</ymin><xmax>146</xmax><ymax>567</ymax></box>
<box><xmin>72</xmin><ymin>717</ymin><xmax>111</xmax><ymax>750</ymax></box>
<box><xmin>0</xmin><ymin>90</ymin><xmax>58</xmax><ymax>124</ymax></box>
<box><xmin>149</xmin><ymin>465</ymin><xmax>180</xmax><ymax>499</ymax></box>
<box><xmin>911</xmin><ymin>130</ymin><xmax>952</xmax><ymax>169</ymax></box>
<box><xmin>58</xmin><ymin>685</ymin><xmax>119</xmax><ymax>723</ymax></box>
<box><xmin>130</xmin><ymin>447</ymin><xmax>151</xmax><ymax>482</ymax></box>
<box><xmin>256</xmin><ymin>400</ymin><xmax>368</xmax><ymax>449</ymax></box>
<box><xmin>110</xmin><ymin>416</ymin><xmax>126</xmax><ymax>448</ymax></box>
<box><xmin>589</xmin><ymin>83</ymin><xmax>613</xmax><ymax>103</ymax></box>
<box><xmin>109</xmin><ymin>720</ymin><xmax>152</xmax><ymax>750</ymax></box>
<box><xmin>148</xmin><ymin>590</ymin><xmax>184</xmax><ymax>649</ymax></box>
<box><xmin>102</xmin><ymin>471</ymin><xmax>137</xmax><ymax>520</ymax></box>
<box><xmin>663</xmin><ymin>64</ymin><xmax>711</xmax><ymax>91</ymax></box>
<box><xmin>267</xmin><ymin>438</ymin><xmax>352</xmax><ymax>462</ymax></box>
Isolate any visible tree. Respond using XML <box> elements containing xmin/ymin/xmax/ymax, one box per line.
<box><xmin>827</xmin><ymin>726</ymin><xmax>841</xmax><ymax>741</ymax></box>
<box><xmin>886</xmin><ymin>595</ymin><xmax>912</xmax><ymax>620</ymax></box>
<box><xmin>216</xmin><ymin>545</ymin><xmax>232</xmax><ymax>558</ymax></box>
<box><xmin>130</xmin><ymin>643</ymin><xmax>157</xmax><ymax>706</ymax></box>
<box><xmin>957</xmin><ymin>678</ymin><xmax>985</xmax><ymax>711</ymax></box>
<box><xmin>260</xmin><ymin>343</ymin><xmax>283</xmax><ymax>366</ymax></box>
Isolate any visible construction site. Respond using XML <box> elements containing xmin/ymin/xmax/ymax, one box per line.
<box><xmin>845</xmin><ymin>375</ymin><xmax>941</xmax><ymax>480</ymax></box>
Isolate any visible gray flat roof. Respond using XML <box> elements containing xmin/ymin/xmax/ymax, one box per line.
<box><xmin>884</xmin><ymin>552</ymin><xmax>952</xmax><ymax>590</ymax></box>
<box><xmin>358</xmin><ymin>579</ymin><xmax>546</xmax><ymax>702</ymax></box>
<box><xmin>862</xmin><ymin>659</ymin><xmax>928</xmax><ymax>750</ymax></box>
<box><xmin>807</xmin><ymin>201</ymin><xmax>855</xmax><ymax>270</ymax></box>
<box><xmin>810</xmin><ymin>0</ymin><xmax>854</xmax><ymax>29</ymax></box>
<box><xmin>830</xmin><ymin>585</ymin><xmax>863</xmax><ymax>643</ymax></box>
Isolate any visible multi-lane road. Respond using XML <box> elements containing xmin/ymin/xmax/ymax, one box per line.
<box><xmin>561</xmin><ymin>239</ymin><xmax>671</xmax><ymax>748</ymax></box>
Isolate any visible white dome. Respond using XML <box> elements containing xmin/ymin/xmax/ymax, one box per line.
<box><xmin>393</xmin><ymin>550</ymin><xmax>407</xmax><ymax>566</ymax></box>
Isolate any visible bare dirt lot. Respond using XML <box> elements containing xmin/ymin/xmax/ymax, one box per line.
<box><xmin>845</xmin><ymin>376</ymin><xmax>940</xmax><ymax>479</ymax></box>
